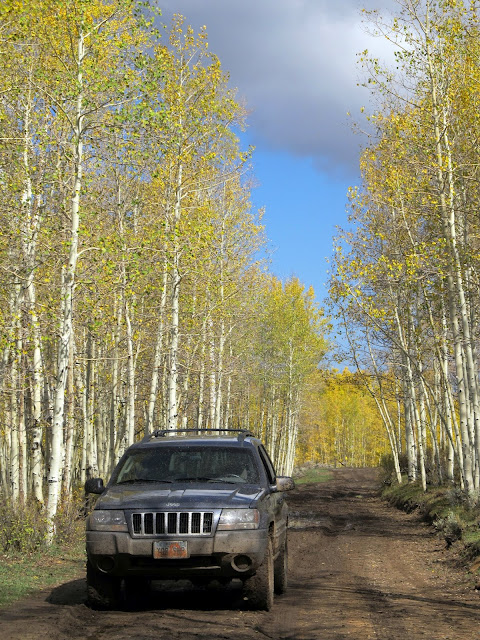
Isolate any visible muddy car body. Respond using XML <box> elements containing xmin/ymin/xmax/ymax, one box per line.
<box><xmin>84</xmin><ymin>430</ymin><xmax>294</xmax><ymax>610</ymax></box>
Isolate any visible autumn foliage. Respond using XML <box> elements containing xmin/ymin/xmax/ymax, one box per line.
<box><xmin>0</xmin><ymin>0</ymin><xmax>328</xmax><ymax>538</ymax></box>
<box><xmin>331</xmin><ymin>0</ymin><xmax>480</xmax><ymax>498</ymax></box>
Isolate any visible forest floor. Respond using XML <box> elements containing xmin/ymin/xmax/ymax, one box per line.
<box><xmin>1</xmin><ymin>468</ymin><xmax>480</xmax><ymax>639</ymax></box>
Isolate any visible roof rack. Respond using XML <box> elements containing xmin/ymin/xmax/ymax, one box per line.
<box><xmin>141</xmin><ymin>428</ymin><xmax>257</xmax><ymax>443</ymax></box>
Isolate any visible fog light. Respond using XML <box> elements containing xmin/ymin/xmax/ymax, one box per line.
<box><xmin>231</xmin><ymin>554</ymin><xmax>252</xmax><ymax>572</ymax></box>
<box><xmin>97</xmin><ymin>556</ymin><xmax>116</xmax><ymax>573</ymax></box>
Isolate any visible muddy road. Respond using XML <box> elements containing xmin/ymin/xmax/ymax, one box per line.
<box><xmin>2</xmin><ymin>468</ymin><xmax>480</xmax><ymax>639</ymax></box>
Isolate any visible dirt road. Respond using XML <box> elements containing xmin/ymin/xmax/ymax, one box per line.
<box><xmin>2</xmin><ymin>468</ymin><xmax>480</xmax><ymax>639</ymax></box>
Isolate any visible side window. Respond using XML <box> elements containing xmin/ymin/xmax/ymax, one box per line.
<box><xmin>258</xmin><ymin>446</ymin><xmax>276</xmax><ymax>485</ymax></box>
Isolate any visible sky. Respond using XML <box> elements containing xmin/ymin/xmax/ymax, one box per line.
<box><xmin>157</xmin><ymin>0</ymin><xmax>395</xmax><ymax>306</ymax></box>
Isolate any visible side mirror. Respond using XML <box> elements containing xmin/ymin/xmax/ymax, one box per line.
<box><xmin>275</xmin><ymin>476</ymin><xmax>295</xmax><ymax>492</ymax></box>
<box><xmin>85</xmin><ymin>477</ymin><xmax>105</xmax><ymax>494</ymax></box>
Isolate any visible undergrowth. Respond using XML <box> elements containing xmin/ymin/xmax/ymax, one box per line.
<box><xmin>0</xmin><ymin>491</ymin><xmax>86</xmax><ymax>607</ymax></box>
<box><xmin>380</xmin><ymin>458</ymin><xmax>480</xmax><ymax>566</ymax></box>
<box><xmin>0</xmin><ymin>538</ymin><xmax>85</xmax><ymax>607</ymax></box>
<box><xmin>0</xmin><ymin>489</ymin><xmax>85</xmax><ymax>553</ymax></box>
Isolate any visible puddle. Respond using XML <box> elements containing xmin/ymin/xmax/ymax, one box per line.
<box><xmin>289</xmin><ymin>513</ymin><xmax>335</xmax><ymax>531</ymax></box>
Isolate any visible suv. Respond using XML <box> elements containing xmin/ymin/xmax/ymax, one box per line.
<box><xmin>84</xmin><ymin>429</ymin><xmax>295</xmax><ymax>610</ymax></box>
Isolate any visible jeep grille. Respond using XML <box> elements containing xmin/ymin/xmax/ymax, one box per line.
<box><xmin>131</xmin><ymin>512</ymin><xmax>213</xmax><ymax>536</ymax></box>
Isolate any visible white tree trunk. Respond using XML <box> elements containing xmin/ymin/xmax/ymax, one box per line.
<box><xmin>124</xmin><ymin>299</ymin><xmax>136</xmax><ymax>444</ymax></box>
<box><xmin>167</xmin><ymin>163</ymin><xmax>183</xmax><ymax>431</ymax></box>
<box><xmin>46</xmin><ymin>28</ymin><xmax>85</xmax><ymax>540</ymax></box>
<box><xmin>86</xmin><ymin>333</ymin><xmax>99</xmax><ymax>477</ymax></box>
<box><xmin>146</xmin><ymin>266</ymin><xmax>168</xmax><ymax>432</ymax></box>
<box><xmin>208</xmin><ymin>316</ymin><xmax>216</xmax><ymax>429</ymax></box>
<box><xmin>62</xmin><ymin>343</ymin><xmax>75</xmax><ymax>493</ymax></box>
<box><xmin>197</xmin><ymin>325</ymin><xmax>206</xmax><ymax>431</ymax></box>
<box><xmin>425</xmin><ymin>23</ymin><xmax>476</xmax><ymax>495</ymax></box>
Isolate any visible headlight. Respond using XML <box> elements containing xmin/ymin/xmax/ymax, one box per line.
<box><xmin>217</xmin><ymin>508</ymin><xmax>259</xmax><ymax>530</ymax></box>
<box><xmin>88</xmin><ymin>510</ymin><xmax>128</xmax><ymax>532</ymax></box>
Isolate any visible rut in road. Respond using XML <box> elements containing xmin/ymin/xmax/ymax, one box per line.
<box><xmin>1</xmin><ymin>468</ymin><xmax>480</xmax><ymax>640</ymax></box>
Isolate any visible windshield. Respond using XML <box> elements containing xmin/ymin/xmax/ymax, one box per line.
<box><xmin>112</xmin><ymin>446</ymin><xmax>260</xmax><ymax>485</ymax></box>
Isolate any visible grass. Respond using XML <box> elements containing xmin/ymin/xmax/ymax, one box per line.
<box><xmin>0</xmin><ymin>531</ymin><xmax>85</xmax><ymax>608</ymax></box>
<box><xmin>294</xmin><ymin>467</ymin><xmax>333</xmax><ymax>485</ymax></box>
<box><xmin>0</xmin><ymin>488</ymin><xmax>89</xmax><ymax>608</ymax></box>
<box><xmin>382</xmin><ymin>478</ymin><xmax>480</xmax><ymax>562</ymax></box>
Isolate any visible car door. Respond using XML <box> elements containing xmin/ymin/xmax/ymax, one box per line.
<box><xmin>257</xmin><ymin>445</ymin><xmax>288</xmax><ymax>556</ymax></box>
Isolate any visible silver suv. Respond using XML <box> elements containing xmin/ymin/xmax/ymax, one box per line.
<box><xmin>84</xmin><ymin>429</ymin><xmax>295</xmax><ymax>610</ymax></box>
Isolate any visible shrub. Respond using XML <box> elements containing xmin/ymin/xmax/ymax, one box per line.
<box><xmin>0</xmin><ymin>489</ymin><xmax>85</xmax><ymax>554</ymax></box>
<box><xmin>54</xmin><ymin>489</ymin><xmax>85</xmax><ymax>548</ymax></box>
<box><xmin>433</xmin><ymin>511</ymin><xmax>464</xmax><ymax>547</ymax></box>
<box><xmin>378</xmin><ymin>452</ymin><xmax>408</xmax><ymax>485</ymax></box>
<box><xmin>0</xmin><ymin>498</ymin><xmax>48</xmax><ymax>553</ymax></box>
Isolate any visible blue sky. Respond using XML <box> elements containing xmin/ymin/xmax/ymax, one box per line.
<box><xmin>157</xmin><ymin>0</ymin><xmax>395</xmax><ymax>305</ymax></box>
<box><xmin>245</xmin><ymin>144</ymin><xmax>352</xmax><ymax>301</ymax></box>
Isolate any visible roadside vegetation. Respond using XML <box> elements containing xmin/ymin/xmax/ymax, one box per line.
<box><xmin>0</xmin><ymin>494</ymin><xmax>85</xmax><ymax>608</ymax></box>
<box><xmin>380</xmin><ymin>456</ymin><xmax>480</xmax><ymax>569</ymax></box>
<box><xmin>0</xmin><ymin>539</ymin><xmax>85</xmax><ymax>608</ymax></box>
<box><xmin>330</xmin><ymin>0</ymin><xmax>480</xmax><ymax>504</ymax></box>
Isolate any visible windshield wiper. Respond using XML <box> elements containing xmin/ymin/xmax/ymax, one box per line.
<box><xmin>173</xmin><ymin>476</ymin><xmax>240</xmax><ymax>484</ymax></box>
<box><xmin>173</xmin><ymin>476</ymin><xmax>215</xmax><ymax>482</ymax></box>
<box><xmin>116</xmin><ymin>478</ymin><xmax>173</xmax><ymax>484</ymax></box>
<box><xmin>117</xmin><ymin>476</ymin><xmax>244</xmax><ymax>486</ymax></box>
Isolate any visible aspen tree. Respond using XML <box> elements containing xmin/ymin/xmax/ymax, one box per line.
<box><xmin>42</xmin><ymin>0</ymin><xmax>152</xmax><ymax>537</ymax></box>
<box><xmin>0</xmin><ymin>4</ymin><xmax>329</xmax><ymax>529</ymax></box>
<box><xmin>332</xmin><ymin>0</ymin><xmax>480</xmax><ymax>494</ymax></box>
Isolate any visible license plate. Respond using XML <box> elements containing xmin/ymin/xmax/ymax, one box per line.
<box><xmin>153</xmin><ymin>540</ymin><xmax>189</xmax><ymax>559</ymax></box>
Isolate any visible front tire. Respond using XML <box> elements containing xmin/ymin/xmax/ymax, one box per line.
<box><xmin>243</xmin><ymin>538</ymin><xmax>274</xmax><ymax>610</ymax></box>
<box><xmin>86</xmin><ymin>560</ymin><xmax>121</xmax><ymax>610</ymax></box>
<box><xmin>274</xmin><ymin>537</ymin><xmax>288</xmax><ymax>594</ymax></box>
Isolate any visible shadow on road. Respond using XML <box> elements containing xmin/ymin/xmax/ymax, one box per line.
<box><xmin>47</xmin><ymin>579</ymin><xmax>86</xmax><ymax>606</ymax></box>
<box><xmin>46</xmin><ymin>577</ymin><xmax>248</xmax><ymax>612</ymax></box>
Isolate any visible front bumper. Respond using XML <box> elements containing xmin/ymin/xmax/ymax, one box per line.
<box><xmin>86</xmin><ymin>529</ymin><xmax>268</xmax><ymax>579</ymax></box>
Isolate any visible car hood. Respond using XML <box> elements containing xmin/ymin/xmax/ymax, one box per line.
<box><xmin>95</xmin><ymin>484</ymin><xmax>264</xmax><ymax>510</ymax></box>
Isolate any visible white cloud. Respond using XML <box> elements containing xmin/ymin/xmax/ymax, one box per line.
<box><xmin>156</xmin><ymin>0</ymin><xmax>397</xmax><ymax>175</ymax></box>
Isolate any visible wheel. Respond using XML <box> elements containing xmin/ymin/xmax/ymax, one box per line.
<box><xmin>242</xmin><ymin>538</ymin><xmax>274</xmax><ymax>610</ymax></box>
<box><xmin>274</xmin><ymin>537</ymin><xmax>288</xmax><ymax>595</ymax></box>
<box><xmin>123</xmin><ymin>576</ymin><xmax>151</xmax><ymax>609</ymax></box>
<box><xmin>86</xmin><ymin>559</ymin><xmax>121</xmax><ymax>610</ymax></box>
